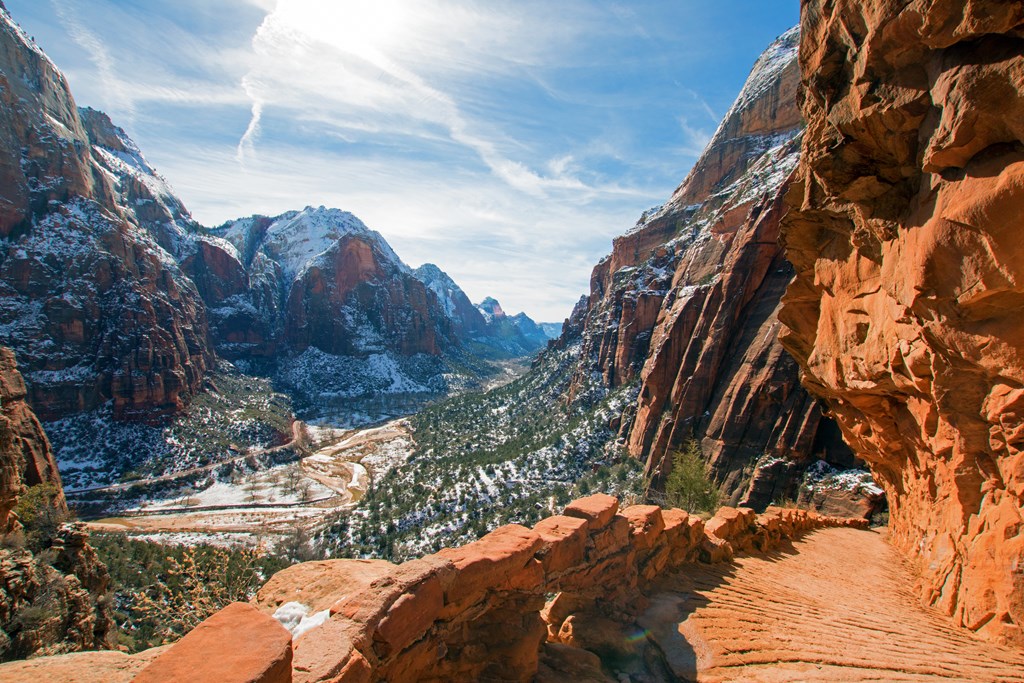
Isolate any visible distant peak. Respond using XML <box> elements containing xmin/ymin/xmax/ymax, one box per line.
<box><xmin>476</xmin><ymin>297</ymin><xmax>506</xmax><ymax>322</ymax></box>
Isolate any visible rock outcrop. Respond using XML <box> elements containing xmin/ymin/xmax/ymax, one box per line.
<box><xmin>0</xmin><ymin>8</ymin><xmax>213</xmax><ymax>421</ymax></box>
<box><xmin>55</xmin><ymin>495</ymin><xmax>861</xmax><ymax>682</ymax></box>
<box><xmin>0</xmin><ymin>347</ymin><xmax>113</xmax><ymax>661</ymax></box>
<box><xmin>210</xmin><ymin>208</ymin><xmax>457</xmax><ymax>362</ymax></box>
<box><xmin>780</xmin><ymin>0</ymin><xmax>1024</xmax><ymax>646</ymax></box>
<box><xmin>0</xmin><ymin>347</ymin><xmax>63</xmax><ymax>532</ymax></box>
<box><xmin>560</xmin><ymin>27</ymin><xmax>868</xmax><ymax>509</ymax></box>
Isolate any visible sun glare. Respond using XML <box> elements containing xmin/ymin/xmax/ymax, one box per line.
<box><xmin>273</xmin><ymin>0</ymin><xmax>413</xmax><ymax>60</ymax></box>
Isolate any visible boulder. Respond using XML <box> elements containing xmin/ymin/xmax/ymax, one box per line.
<box><xmin>133</xmin><ymin>603</ymin><xmax>292</xmax><ymax>683</ymax></box>
<box><xmin>563</xmin><ymin>494</ymin><xmax>620</xmax><ymax>529</ymax></box>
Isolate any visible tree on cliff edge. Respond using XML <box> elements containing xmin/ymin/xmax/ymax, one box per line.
<box><xmin>664</xmin><ymin>440</ymin><xmax>721</xmax><ymax>515</ymax></box>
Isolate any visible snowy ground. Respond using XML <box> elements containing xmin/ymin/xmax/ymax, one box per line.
<box><xmin>85</xmin><ymin>419</ymin><xmax>416</xmax><ymax>549</ymax></box>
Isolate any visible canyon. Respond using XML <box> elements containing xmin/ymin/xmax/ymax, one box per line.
<box><xmin>0</xmin><ymin>0</ymin><xmax>1021</xmax><ymax>678</ymax></box>
<box><xmin>558</xmin><ymin>27</ymin><xmax>878</xmax><ymax>517</ymax></box>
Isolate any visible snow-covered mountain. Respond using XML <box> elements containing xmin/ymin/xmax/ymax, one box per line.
<box><xmin>0</xmin><ymin>8</ymin><xmax>212</xmax><ymax>421</ymax></box>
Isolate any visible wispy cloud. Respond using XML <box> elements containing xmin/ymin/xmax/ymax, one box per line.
<box><xmin>156</xmin><ymin>138</ymin><xmax>661</xmax><ymax>320</ymax></box>
<box><xmin>9</xmin><ymin>0</ymin><xmax>801</xmax><ymax>320</ymax></box>
<box><xmin>235</xmin><ymin>0</ymin><xmax>613</xmax><ymax>196</ymax></box>
<box><xmin>50</xmin><ymin>0</ymin><xmax>136</xmax><ymax>120</ymax></box>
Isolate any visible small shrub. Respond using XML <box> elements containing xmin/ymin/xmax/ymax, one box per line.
<box><xmin>663</xmin><ymin>439</ymin><xmax>722</xmax><ymax>515</ymax></box>
<box><xmin>13</xmin><ymin>483</ymin><xmax>69</xmax><ymax>552</ymax></box>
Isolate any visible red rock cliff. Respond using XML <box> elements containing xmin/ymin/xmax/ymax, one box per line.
<box><xmin>565</xmin><ymin>28</ymin><xmax>860</xmax><ymax>507</ymax></box>
<box><xmin>0</xmin><ymin>347</ymin><xmax>63</xmax><ymax>533</ymax></box>
<box><xmin>780</xmin><ymin>0</ymin><xmax>1024</xmax><ymax>646</ymax></box>
<box><xmin>0</xmin><ymin>347</ymin><xmax>114</xmax><ymax>660</ymax></box>
<box><xmin>0</xmin><ymin>8</ymin><xmax>212</xmax><ymax>421</ymax></box>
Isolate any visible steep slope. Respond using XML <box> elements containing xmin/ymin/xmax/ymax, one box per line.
<box><xmin>412</xmin><ymin>265</ymin><xmax>549</xmax><ymax>359</ymax></box>
<box><xmin>204</xmin><ymin>207</ymin><xmax>478</xmax><ymax>420</ymax></box>
<box><xmin>780</xmin><ymin>0</ymin><xmax>1024</xmax><ymax>646</ymax></box>
<box><xmin>0</xmin><ymin>8</ymin><xmax>212</xmax><ymax>422</ymax></box>
<box><xmin>0</xmin><ymin>347</ymin><xmax>113</xmax><ymax>660</ymax></box>
<box><xmin>559</xmin><ymin>27</ymin><xmax>869</xmax><ymax>511</ymax></box>
<box><xmin>413</xmin><ymin>263</ymin><xmax>490</xmax><ymax>340</ymax></box>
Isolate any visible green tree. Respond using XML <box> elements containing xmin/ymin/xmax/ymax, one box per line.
<box><xmin>664</xmin><ymin>440</ymin><xmax>722</xmax><ymax>515</ymax></box>
<box><xmin>13</xmin><ymin>482</ymin><xmax>69</xmax><ymax>551</ymax></box>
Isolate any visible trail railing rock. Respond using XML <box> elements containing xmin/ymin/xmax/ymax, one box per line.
<box><xmin>131</xmin><ymin>495</ymin><xmax>865</xmax><ymax>683</ymax></box>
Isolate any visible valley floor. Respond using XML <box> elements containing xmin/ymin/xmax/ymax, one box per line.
<box><xmin>634</xmin><ymin>527</ymin><xmax>1024</xmax><ymax>682</ymax></box>
<box><xmin>85</xmin><ymin>419</ymin><xmax>414</xmax><ymax>548</ymax></box>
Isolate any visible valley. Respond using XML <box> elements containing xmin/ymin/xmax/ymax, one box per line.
<box><xmin>0</xmin><ymin>0</ymin><xmax>1022</xmax><ymax>678</ymax></box>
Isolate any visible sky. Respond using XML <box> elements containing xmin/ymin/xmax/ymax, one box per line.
<box><xmin>5</xmin><ymin>0</ymin><xmax>798</xmax><ymax>321</ymax></box>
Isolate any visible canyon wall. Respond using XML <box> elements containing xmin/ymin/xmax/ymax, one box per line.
<box><xmin>98</xmin><ymin>495</ymin><xmax>862</xmax><ymax>683</ymax></box>
<box><xmin>0</xmin><ymin>347</ymin><xmax>113</xmax><ymax>660</ymax></box>
<box><xmin>0</xmin><ymin>9</ymin><xmax>213</xmax><ymax>421</ymax></box>
<box><xmin>563</xmin><ymin>28</ymin><xmax>865</xmax><ymax>510</ymax></box>
<box><xmin>780</xmin><ymin>0</ymin><xmax>1024</xmax><ymax>646</ymax></box>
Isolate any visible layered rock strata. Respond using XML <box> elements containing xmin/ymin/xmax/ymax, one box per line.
<box><xmin>92</xmin><ymin>495</ymin><xmax>863</xmax><ymax>683</ymax></box>
<box><xmin>0</xmin><ymin>347</ymin><xmax>63</xmax><ymax>531</ymax></box>
<box><xmin>780</xmin><ymin>0</ymin><xmax>1024</xmax><ymax>646</ymax></box>
<box><xmin>0</xmin><ymin>8</ymin><xmax>212</xmax><ymax>421</ymax></box>
<box><xmin>562</xmin><ymin>27</ymin><xmax>865</xmax><ymax>508</ymax></box>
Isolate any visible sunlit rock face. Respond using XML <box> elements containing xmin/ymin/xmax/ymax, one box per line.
<box><xmin>560</xmin><ymin>27</ymin><xmax>862</xmax><ymax>508</ymax></box>
<box><xmin>780</xmin><ymin>0</ymin><xmax>1024</xmax><ymax>646</ymax></box>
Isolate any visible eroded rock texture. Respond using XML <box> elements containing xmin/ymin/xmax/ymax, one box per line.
<box><xmin>565</xmin><ymin>28</ymin><xmax>860</xmax><ymax>508</ymax></box>
<box><xmin>0</xmin><ymin>347</ymin><xmax>113</xmax><ymax>660</ymax></box>
<box><xmin>0</xmin><ymin>347</ymin><xmax>62</xmax><ymax>532</ymax></box>
<box><xmin>780</xmin><ymin>0</ymin><xmax>1024</xmax><ymax>646</ymax></box>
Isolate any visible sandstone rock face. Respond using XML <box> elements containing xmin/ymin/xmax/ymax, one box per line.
<box><xmin>0</xmin><ymin>347</ymin><xmax>63</xmax><ymax>532</ymax></box>
<box><xmin>780</xmin><ymin>0</ymin><xmax>1024</xmax><ymax>646</ymax></box>
<box><xmin>133</xmin><ymin>602</ymin><xmax>292</xmax><ymax>683</ymax></box>
<box><xmin>562</xmin><ymin>27</ymin><xmax>860</xmax><ymax>506</ymax></box>
<box><xmin>0</xmin><ymin>8</ymin><xmax>212</xmax><ymax>422</ymax></box>
<box><xmin>0</xmin><ymin>348</ymin><xmax>113</xmax><ymax>661</ymax></box>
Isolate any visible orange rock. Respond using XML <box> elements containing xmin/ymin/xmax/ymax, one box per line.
<box><xmin>781</xmin><ymin>0</ymin><xmax>1024</xmax><ymax>646</ymax></box>
<box><xmin>255</xmin><ymin>558</ymin><xmax>395</xmax><ymax>615</ymax></box>
<box><xmin>330</xmin><ymin>556</ymin><xmax>452</xmax><ymax>634</ymax></box>
<box><xmin>291</xmin><ymin>617</ymin><xmax>361</xmax><ymax>683</ymax></box>
<box><xmin>699</xmin><ymin>534</ymin><xmax>734</xmax><ymax>564</ymax></box>
<box><xmin>704</xmin><ymin>506</ymin><xmax>752</xmax><ymax>541</ymax></box>
<box><xmin>0</xmin><ymin>647</ymin><xmax>167</xmax><ymax>683</ymax></box>
<box><xmin>133</xmin><ymin>603</ymin><xmax>291</xmax><ymax>683</ymax></box>
<box><xmin>436</xmin><ymin>525</ymin><xmax>543</xmax><ymax>605</ymax></box>
<box><xmin>375</xmin><ymin>574</ymin><xmax>443</xmax><ymax>655</ymax></box>
<box><xmin>563</xmin><ymin>494</ymin><xmax>619</xmax><ymax>529</ymax></box>
<box><xmin>533</xmin><ymin>515</ymin><xmax>589</xmax><ymax>575</ymax></box>
<box><xmin>620</xmin><ymin>505</ymin><xmax>666</xmax><ymax>550</ymax></box>
<box><xmin>537</xmin><ymin>642</ymin><xmax>612</xmax><ymax>683</ymax></box>
<box><xmin>589</xmin><ymin>515</ymin><xmax>631</xmax><ymax>558</ymax></box>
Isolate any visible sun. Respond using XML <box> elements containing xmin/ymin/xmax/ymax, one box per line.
<box><xmin>272</xmin><ymin>0</ymin><xmax>414</xmax><ymax>61</ymax></box>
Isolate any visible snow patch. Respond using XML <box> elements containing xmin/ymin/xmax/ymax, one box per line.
<box><xmin>273</xmin><ymin>601</ymin><xmax>331</xmax><ymax>639</ymax></box>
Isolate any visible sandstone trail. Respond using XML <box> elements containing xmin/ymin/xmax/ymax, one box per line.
<box><xmin>634</xmin><ymin>528</ymin><xmax>1024</xmax><ymax>682</ymax></box>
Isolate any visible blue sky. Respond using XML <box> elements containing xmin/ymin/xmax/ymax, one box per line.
<box><xmin>6</xmin><ymin>0</ymin><xmax>797</xmax><ymax>321</ymax></box>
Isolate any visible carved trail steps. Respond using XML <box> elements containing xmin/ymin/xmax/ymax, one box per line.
<box><xmin>638</xmin><ymin>527</ymin><xmax>1024</xmax><ymax>682</ymax></box>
